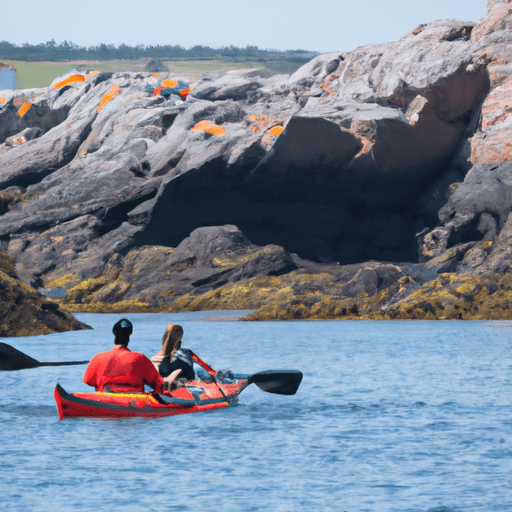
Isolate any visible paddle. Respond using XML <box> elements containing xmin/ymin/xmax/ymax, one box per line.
<box><xmin>190</xmin><ymin>351</ymin><xmax>232</xmax><ymax>403</ymax></box>
<box><xmin>0</xmin><ymin>342</ymin><xmax>89</xmax><ymax>371</ymax></box>
<box><xmin>243</xmin><ymin>370</ymin><xmax>303</xmax><ymax>396</ymax></box>
<box><xmin>1</xmin><ymin>343</ymin><xmax>303</xmax><ymax>396</ymax></box>
<box><xmin>191</xmin><ymin>351</ymin><xmax>303</xmax><ymax>396</ymax></box>
<box><xmin>191</xmin><ymin>352</ymin><xmax>216</xmax><ymax>376</ymax></box>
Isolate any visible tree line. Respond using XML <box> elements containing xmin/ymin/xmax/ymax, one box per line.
<box><xmin>0</xmin><ymin>40</ymin><xmax>317</xmax><ymax>63</ymax></box>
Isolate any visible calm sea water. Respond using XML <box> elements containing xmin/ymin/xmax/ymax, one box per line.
<box><xmin>1</xmin><ymin>313</ymin><xmax>511</xmax><ymax>512</ymax></box>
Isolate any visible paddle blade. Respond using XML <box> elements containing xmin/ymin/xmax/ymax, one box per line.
<box><xmin>0</xmin><ymin>342</ymin><xmax>88</xmax><ymax>371</ymax></box>
<box><xmin>247</xmin><ymin>370</ymin><xmax>303</xmax><ymax>395</ymax></box>
<box><xmin>0</xmin><ymin>342</ymin><xmax>40</xmax><ymax>371</ymax></box>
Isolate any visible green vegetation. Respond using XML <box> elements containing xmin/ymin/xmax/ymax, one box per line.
<box><xmin>0</xmin><ymin>40</ymin><xmax>315</xmax><ymax>63</ymax></box>
<box><xmin>1</xmin><ymin>40</ymin><xmax>316</xmax><ymax>89</ymax></box>
<box><xmin>9</xmin><ymin>60</ymin><xmax>77</xmax><ymax>89</ymax></box>
<box><xmin>7</xmin><ymin>59</ymin><xmax>297</xmax><ymax>89</ymax></box>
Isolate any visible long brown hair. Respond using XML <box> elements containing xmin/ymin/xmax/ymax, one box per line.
<box><xmin>161</xmin><ymin>324</ymin><xmax>184</xmax><ymax>358</ymax></box>
<box><xmin>151</xmin><ymin>324</ymin><xmax>184</xmax><ymax>363</ymax></box>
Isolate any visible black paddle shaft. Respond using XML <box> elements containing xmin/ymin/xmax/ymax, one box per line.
<box><xmin>38</xmin><ymin>361</ymin><xmax>90</xmax><ymax>367</ymax></box>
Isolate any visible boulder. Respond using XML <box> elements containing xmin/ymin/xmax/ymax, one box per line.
<box><xmin>145</xmin><ymin>60</ymin><xmax>170</xmax><ymax>73</ymax></box>
<box><xmin>52</xmin><ymin>225</ymin><xmax>297</xmax><ymax>310</ymax></box>
<box><xmin>417</xmin><ymin>159</ymin><xmax>512</xmax><ymax>270</ymax></box>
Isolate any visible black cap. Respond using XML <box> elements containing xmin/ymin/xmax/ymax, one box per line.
<box><xmin>113</xmin><ymin>318</ymin><xmax>133</xmax><ymax>344</ymax></box>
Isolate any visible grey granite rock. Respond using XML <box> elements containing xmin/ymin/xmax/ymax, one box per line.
<box><xmin>0</xmin><ymin>4</ymin><xmax>511</xmax><ymax>316</ymax></box>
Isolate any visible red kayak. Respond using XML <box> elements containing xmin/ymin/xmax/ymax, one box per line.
<box><xmin>54</xmin><ymin>370</ymin><xmax>303</xmax><ymax>419</ymax></box>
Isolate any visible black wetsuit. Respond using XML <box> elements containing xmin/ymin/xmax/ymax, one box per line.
<box><xmin>158</xmin><ymin>349</ymin><xmax>195</xmax><ymax>381</ymax></box>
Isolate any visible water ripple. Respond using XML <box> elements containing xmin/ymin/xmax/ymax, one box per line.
<box><xmin>1</xmin><ymin>316</ymin><xmax>512</xmax><ymax>511</ymax></box>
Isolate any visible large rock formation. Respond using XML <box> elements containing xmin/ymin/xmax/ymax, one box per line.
<box><xmin>2</xmin><ymin>0</ymin><xmax>512</xmax><ymax>320</ymax></box>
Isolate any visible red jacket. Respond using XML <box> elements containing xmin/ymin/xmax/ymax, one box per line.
<box><xmin>83</xmin><ymin>345</ymin><xmax>165</xmax><ymax>393</ymax></box>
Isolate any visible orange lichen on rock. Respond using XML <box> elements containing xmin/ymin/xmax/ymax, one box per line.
<box><xmin>478</xmin><ymin>74</ymin><xmax>512</xmax><ymax>130</ymax></box>
<box><xmin>358</xmin><ymin>137</ymin><xmax>373</xmax><ymax>155</ymax></box>
<box><xmin>152</xmin><ymin>79</ymin><xmax>190</xmax><ymax>98</ymax></box>
<box><xmin>191</xmin><ymin>120</ymin><xmax>226</xmax><ymax>136</ymax></box>
<box><xmin>13</xmin><ymin>96</ymin><xmax>28</xmax><ymax>106</ymax></box>
<box><xmin>261</xmin><ymin>133</ymin><xmax>275</xmax><ymax>148</ymax></box>
<box><xmin>247</xmin><ymin>113</ymin><xmax>282</xmax><ymax>133</ymax></box>
<box><xmin>97</xmin><ymin>83</ymin><xmax>120</xmax><ymax>113</ymax></box>
<box><xmin>348</xmin><ymin>119</ymin><xmax>375</xmax><ymax>158</ymax></box>
<box><xmin>471</xmin><ymin>139</ymin><xmax>512</xmax><ymax>163</ymax></box>
<box><xmin>269</xmin><ymin>125</ymin><xmax>284</xmax><ymax>136</ymax></box>
<box><xmin>320</xmin><ymin>82</ymin><xmax>336</xmax><ymax>96</ymax></box>
<box><xmin>17</xmin><ymin>102</ymin><xmax>31</xmax><ymax>117</ymax></box>
<box><xmin>53</xmin><ymin>73</ymin><xmax>85</xmax><ymax>90</ymax></box>
<box><xmin>86</xmin><ymin>70</ymin><xmax>100</xmax><ymax>79</ymax></box>
<box><xmin>10</xmin><ymin>136</ymin><xmax>26</xmax><ymax>146</ymax></box>
<box><xmin>482</xmin><ymin>106</ymin><xmax>512</xmax><ymax>130</ymax></box>
<box><xmin>191</xmin><ymin>121</ymin><xmax>210</xmax><ymax>131</ymax></box>
<box><xmin>488</xmin><ymin>62</ymin><xmax>510</xmax><ymax>86</ymax></box>
<box><xmin>471</xmin><ymin>3</ymin><xmax>512</xmax><ymax>42</ymax></box>
<box><xmin>0</xmin><ymin>97</ymin><xmax>7</xmax><ymax>106</ymax></box>
<box><xmin>249</xmin><ymin>114</ymin><xmax>261</xmax><ymax>132</ymax></box>
<box><xmin>161</xmin><ymin>78</ymin><xmax>178</xmax><ymax>88</ymax></box>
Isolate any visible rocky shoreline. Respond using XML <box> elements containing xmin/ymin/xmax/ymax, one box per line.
<box><xmin>2</xmin><ymin>1</ymin><xmax>512</xmax><ymax>330</ymax></box>
<box><xmin>0</xmin><ymin>252</ymin><xmax>89</xmax><ymax>336</ymax></box>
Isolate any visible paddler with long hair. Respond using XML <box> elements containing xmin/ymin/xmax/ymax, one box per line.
<box><xmin>151</xmin><ymin>324</ymin><xmax>195</xmax><ymax>388</ymax></box>
<box><xmin>83</xmin><ymin>318</ymin><xmax>179</xmax><ymax>393</ymax></box>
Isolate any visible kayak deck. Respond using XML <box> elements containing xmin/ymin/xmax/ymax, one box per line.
<box><xmin>54</xmin><ymin>378</ymin><xmax>249</xmax><ymax>419</ymax></box>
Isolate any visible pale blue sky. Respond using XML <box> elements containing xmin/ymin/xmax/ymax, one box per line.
<box><xmin>3</xmin><ymin>0</ymin><xmax>488</xmax><ymax>53</ymax></box>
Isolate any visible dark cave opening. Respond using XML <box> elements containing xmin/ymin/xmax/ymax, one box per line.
<box><xmin>133</xmin><ymin>62</ymin><xmax>491</xmax><ymax>266</ymax></box>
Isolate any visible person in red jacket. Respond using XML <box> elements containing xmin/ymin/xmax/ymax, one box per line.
<box><xmin>83</xmin><ymin>318</ymin><xmax>178</xmax><ymax>393</ymax></box>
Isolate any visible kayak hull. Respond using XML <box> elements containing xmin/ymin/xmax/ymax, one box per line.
<box><xmin>54</xmin><ymin>379</ymin><xmax>248</xmax><ymax>419</ymax></box>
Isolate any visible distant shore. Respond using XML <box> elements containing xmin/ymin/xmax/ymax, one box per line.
<box><xmin>5</xmin><ymin>58</ymin><xmax>303</xmax><ymax>89</ymax></box>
